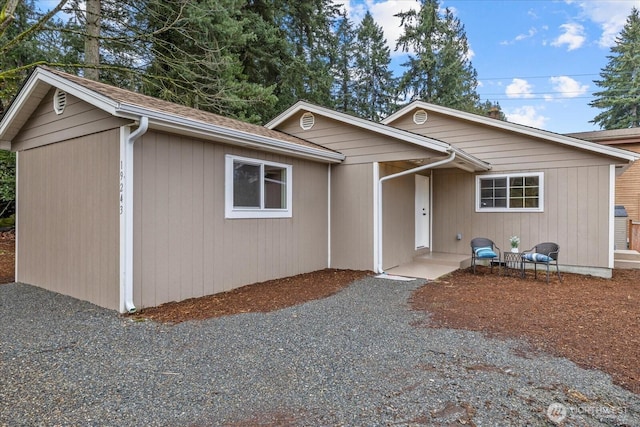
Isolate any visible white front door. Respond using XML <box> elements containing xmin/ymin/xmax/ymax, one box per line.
<box><xmin>415</xmin><ymin>174</ymin><xmax>430</xmax><ymax>249</ymax></box>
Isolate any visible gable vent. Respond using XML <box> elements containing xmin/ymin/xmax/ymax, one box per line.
<box><xmin>300</xmin><ymin>112</ymin><xmax>315</xmax><ymax>130</ymax></box>
<box><xmin>413</xmin><ymin>109</ymin><xmax>428</xmax><ymax>125</ymax></box>
<box><xmin>53</xmin><ymin>89</ymin><xmax>67</xmax><ymax>115</ymax></box>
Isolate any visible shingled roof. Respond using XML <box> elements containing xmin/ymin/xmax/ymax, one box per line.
<box><xmin>36</xmin><ymin>67</ymin><xmax>342</xmax><ymax>159</ymax></box>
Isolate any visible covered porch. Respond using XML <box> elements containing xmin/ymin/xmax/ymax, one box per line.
<box><xmin>375</xmin><ymin>149</ymin><xmax>490</xmax><ymax>276</ymax></box>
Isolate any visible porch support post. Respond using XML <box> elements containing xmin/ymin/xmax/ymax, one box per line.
<box><xmin>376</xmin><ymin>152</ymin><xmax>456</xmax><ymax>274</ymax></box>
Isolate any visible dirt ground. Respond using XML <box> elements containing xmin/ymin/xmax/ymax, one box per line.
<box><xmin>0</xmin><ymin>230</ymin><xmax>15</xmax><ymax>284</ymax></box>
<box><xmin>1</xmin><ymin>232</ymin><xmax>638</xmax><ymax>394</ymax></box>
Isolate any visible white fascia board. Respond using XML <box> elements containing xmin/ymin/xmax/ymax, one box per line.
<box><xmin>266</xmin><ymin>101</ymin><xmax>451</xmax><ymax>154</ymax></box>
<box><xmin>33</xmin><ymin>69</ymin><xmax>121</xmax><ymax>115</ymax></box>
<box><xmin>0</xmin><ymin>76</ymin><xmax>36</xmax><ymax>140</ymax></box>
<box><xmin>383</xmin><ymin>101</ymin><xmax>640</xmax><ymax>163</ymax></box>
<box><xmin>0</xmin><ymin>68</ymin><xmax>123</xmax><ymax>144</ymax></box>
<box><xmin>449</xmin><ymin>146</ymin><xmax>492</xmax><ymax>171</ymax></box>
<box><xmin>117</xmin><ymin>104</ymin><xmax>345</xmax><ymax>163</ymax></box>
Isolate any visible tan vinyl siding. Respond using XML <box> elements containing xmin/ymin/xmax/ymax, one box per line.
<box><xmin>389</xmin><ymin>111</ymin><xmax>615</xmax><ymax>170</ymax></box>
<box><xmin>330</xmin><ymin>163</ymin><xmax>374</xmax><ymax>270</ymax></box>
<box><xmin>614</xmin><ymin>143</ymin><xmax>640</xmax><ymax>221</ymax></box>
<box><xmin>16</xmin><ymin>130</ymin><xmax>120</xmax><ymax>309</ymax></box>
<box><xmin>432</xmin><ymin>165</ymin><xmax>612</xmax><ymax>268</ymax></box>
<box><xmin>133</xmin><ymin>130</ymin><xmax>329</xmax><ymax>308</ymax></box>
<box><xmin>276</xmin><ymin>113</ymin><xmax>440</xmax><ymax>164</ymax></box>
<box><xmin>12</xmin><ymin>89</ymin><xmax>128</xmax><ymax>152</ymax></box>
<box><xmin>380</xmin><ymin>164</ymin><xmax>419</xmax><ymax>269</ymax></box>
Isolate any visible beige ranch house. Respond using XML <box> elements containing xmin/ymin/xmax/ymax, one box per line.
<box><xmin>1</xmin><ymin>67</ymin><xmax>638</xmax><ymax>313</ymax></box>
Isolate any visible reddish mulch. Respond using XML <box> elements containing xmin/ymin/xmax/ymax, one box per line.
<box><xmin>135</xmin><ymin>269</ymin><xmax>372</xmax><ymax>323</ymax></box>
<box><xmin>0</xmin><ymin>229</ymin><xmax>14</xmax><ymax>284</ymax></box>
<box><xmin>410</xmin><ymin>266</ymin><xmax>640</xmax><ymax>394</ymax></box>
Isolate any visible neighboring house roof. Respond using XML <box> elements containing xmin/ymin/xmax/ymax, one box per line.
<box><xmin>266</xmin><ymin>100</ymin><xmax>491</xmax><ymax>172</ymax></box>
<box><xmin>567</xmin><ymin>128</ymin><xmax>640</xmax><ymax>147</ymax></box>
<box><xmin>383</xmin><ymin>100</ymin><xmax>640</xmax><ymax>164</ymax></box>
<box><xmin>0</xmin><ymin>67</ymin><xmax>344</xmax><ymax>163</ymax></box>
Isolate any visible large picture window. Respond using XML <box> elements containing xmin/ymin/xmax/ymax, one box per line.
<box><xmin>225</xmin><ymin>155</ymin><xmax>292</xmax><ymax>218</ymax></box>
<box><xmin>476</xmin><ymin>172</ymin><xmax>543</xmax><ymax>212</ymax></box>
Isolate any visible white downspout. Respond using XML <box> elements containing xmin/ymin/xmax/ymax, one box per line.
<box><xmin>327</xmin><ymin>163</ymin><xmax>332</xmax><ymax>268</ymax></box>
<box><xmin>376</xmin><ymin>152</ymin><xmax>456</xmax><ymax>274</ymax></box>
<box><xmin>14</xmin><ymin>151</ymin><xmax>18</xmax><ymax>283</ymax></box>
<box><xmin>120</xmin><ymin>117</ymin><xmax>148</xmax><ymax>314</ymax></box>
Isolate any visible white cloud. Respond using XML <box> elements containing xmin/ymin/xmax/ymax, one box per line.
<box><xmin>551</xmin><ymin>22</ymin><xmax>586</xmax><ymax>51</ymax></box>
<box><xmin>505</xmin><ymin>106</ymin><xmax>548</xmax><ymax>129</ymax></box>
<box><xmin>572</xmin><ymin>0</ymin><xmax>640</xmax><ymax>48</ymax></box>
<box><xmin>516</xmin><ymin>27</ymin><xmax>538</xmax><ymax>42</ymax></box>
<box><xmin>549</xmin><ymin>75</ymin><xmax>589</xmax><ymax>99</ymax></box>
<box><xmin>500</xmin><ymin>27</ymin><xmax>537</xmax><ymax>46</ymax></box>
<box><xmin>505</xmin><ymin>78</ymin><xmax>534</xmax><ymax>99</ymax></box>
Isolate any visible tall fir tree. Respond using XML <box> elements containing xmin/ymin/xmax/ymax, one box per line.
<box><xmin>353</xmin><ymin>11</ymin><xmax>397</xmax><ymax>121</ymax></box>
<box><xmin>276</xmin><ymin>0</ymin><xmax>340</xmax><ymax>111</ymax></box>
<box><xmin>436</xmin><ymin>8</ymin><xmax>479</xmax><ymax>112</ymax></box>
<box><xmin>590</xmin><ymin>7</ymin><xmax>640</xmax><ymax>129</ymax></box>
<box><xmin>332</xmin><ymin>9</ymin><xmax>356</xmax><ymax>114</ymax></box>
<box><xmin>395</xmin><ymin>0</ymin><xmax>481</xmax><ymax>113</ymax></box>
<box><xmin>141</xmin><ymin>0</ymin><xmax>276</xmax><ymax>122</ymax></box>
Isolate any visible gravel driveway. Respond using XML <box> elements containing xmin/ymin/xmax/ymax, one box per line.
<box><xmin>1</xmin><ymin>277</ymin><xmax>639</xmax><ymax>426</ymax></box>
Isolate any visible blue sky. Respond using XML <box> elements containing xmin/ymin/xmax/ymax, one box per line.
<box><xmin>343</xmin><ymin>0</ymin><xmax>640</xmax><ymax>134</ymax></box>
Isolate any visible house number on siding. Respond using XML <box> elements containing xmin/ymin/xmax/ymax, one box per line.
<box><xmin>120</xmin><ymin>160</ymin><xmax>125</xmax><ymax>215</ymax></box>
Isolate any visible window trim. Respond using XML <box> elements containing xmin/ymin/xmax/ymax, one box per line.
<box><xmin>475</xmin><ymin>172</ymin><xmax>544</xmax><ymax>213</ymax></box>
<box><xmin>225</xmin><ymin>154</ymin><xmax>293</xmax><ymax>219</ymax></box>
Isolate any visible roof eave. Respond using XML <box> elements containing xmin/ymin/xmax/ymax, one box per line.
<box><xmin>266</xmin><ymin>101</ymin><xmax>451</xmax><ymax>154</ymax></box>
<box><xmin>449</xmin><ymin>147</ymin><xmax>492</xmax><ymax>172</ymax></box>
<box><xmin>117</xmin><ymin>104</ymin><xmax>345</xmax><ymax>163</ymax></box>
<box><xmin>384</xmin><ymin>101</ymin><xmax>640</xmax><ymax>164</ymax></box>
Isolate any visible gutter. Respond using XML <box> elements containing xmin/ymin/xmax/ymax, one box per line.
<box><xmin>116</xmin><ymin>104</ymin><xmax>345</xmax><ymax>164</ymax></box>
<box><xmin>375</xmin><ymin>151</ymin><xmax>457</xmax><ymax>274</ymax></box>
<box><xmin>120</xmin><ymin>116</ymin><xmax>148</xmax><ymax>314</ymax></box>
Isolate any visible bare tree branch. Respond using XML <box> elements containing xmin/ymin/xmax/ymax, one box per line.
<box><xmin>0</xmin><ymin>0</ymin><xmax>68</xmax><ymax>55</ymax></box>
<box><xmin>0</xmin><ymin>0</ymin><xmax>20</xmax><ymax>34</ymax></box>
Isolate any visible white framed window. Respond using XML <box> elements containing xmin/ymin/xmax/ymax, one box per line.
<box><xmin>225</xmin><ymin>155</ymin><xmax>292</xmax><ymax>218</ymax></box>
<box><xmin>476</xmin><ymin>172</ymin><xmax>543</xmax><ymax>212</ymax></box>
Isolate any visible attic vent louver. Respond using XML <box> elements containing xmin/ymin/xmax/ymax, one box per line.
<box><xmin>300</xmin><ymin>112</ymin><xmax>315</xmax><ymax>130</ymax></box>
<box><xmin>413</xmin><ymin>110</ymin><xmax>428</xmax><ymax>125</ymax></box>
<box><xmin>53</xmin><ymin>89</ymin><xmax>67</xmax><ymax>115</ymax></box>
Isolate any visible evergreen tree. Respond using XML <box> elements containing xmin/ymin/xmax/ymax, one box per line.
<box><xmin>590</xmin><ymin>7</ymin><xmax>640</xmax><ymax>129</ymax></box>
<box><xmin>0</xmin><ymin>0</ymin><xmax>67</xmax><ymax>113</ymax></box>
<box><xmin>276</xmin><ymin>0</ymin><xmax>340</xmax><ymax>111</ymax></box>
<box><xmin>353</xmin><ymin>11</ymin><xmax>396</xmax><ymax>121</ymax></box>
<box><xmin>142</xmin><ymin>0</ymin><xmax>276</xmax><ymax>122</ymax></box>
<box><xmin>436</xmin><ymin>8</ymin><xmax>479</xmax><ymax>112</ymax></box>
<box><xmin>332</xmin><ymin>9</ymin><xmax>356</xmax><ymax>114</ymax></box>
<box><xmin>236</xmin><ymin>0</ymin><xmax>289</xmax><ymax>120</ymax></box>
<box><xmin>395</xmin><ymin>0</ymin><xmax>481</xmax><ymax>113</ymax></box>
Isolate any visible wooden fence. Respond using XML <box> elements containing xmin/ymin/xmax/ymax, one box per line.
<box><xmin>630</xmin><ymin>220</ymin><xmax>640</xmax><ymax>251</ymax></box>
